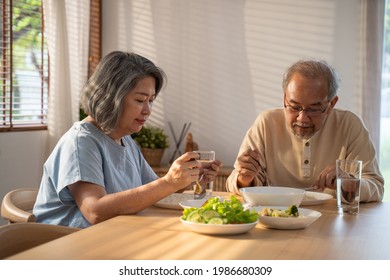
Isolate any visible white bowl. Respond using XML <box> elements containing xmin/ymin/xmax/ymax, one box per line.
<box><xmin>154</xmin><ymin>193</ymin><xmax>213</xmax><ymax>210</ymax></box>
<box><xmin>240</xmin><ymin>186</ymin><xmax>305</xmax><ymax>207</ymax></box>
<box><xmin>179</xmin><ymin>197</ymin><xmax>224</xmax><ymax>209</ymax></box>
<box><xmin>179</xmin><ymin>199</ymin><xmax>208</xmax><ymax>209</ymax></box>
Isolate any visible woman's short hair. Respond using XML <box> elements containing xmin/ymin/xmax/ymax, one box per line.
<box><xmin>80</xmin><ymin>51</ymin><xmax>167</xmax><ymax>133</ymax></box>
<box><xmin>282</xmin><ymin>59</ymin><xmax>340</xmax><ymax>100</ymax></box>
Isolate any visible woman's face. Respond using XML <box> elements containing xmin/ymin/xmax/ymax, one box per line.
<box><xmin>112</xmin><ymin>76</ymin><xmax>156</xmax><ymax>138</ymax></box>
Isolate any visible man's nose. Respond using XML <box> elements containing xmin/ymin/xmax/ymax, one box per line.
<box><xmin>296</xmin><ymin>109</ymin><xmax>311</xmax><ymax>121</ymax></box>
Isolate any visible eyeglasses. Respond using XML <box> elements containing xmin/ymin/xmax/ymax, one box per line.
<box><xmin>284</xmin><ymin>99</ymin><xmax>330</xmax><ymax>117</ymax></box>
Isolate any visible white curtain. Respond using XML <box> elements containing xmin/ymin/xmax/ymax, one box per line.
<box><xmin>43</xmin><ymin>0</ymin><xmax>90</xmax><ymax>151</ymax></box>
<box><xmin>361</xmin><ymin>0</ymin><xmax>385</xmax><ymax>155</ymax></box>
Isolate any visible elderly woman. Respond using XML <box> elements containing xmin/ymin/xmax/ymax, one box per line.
<box><xmin>33</xmin><ymin>51</ymin><xmax>222</xmax><ymax>228</ymax></box>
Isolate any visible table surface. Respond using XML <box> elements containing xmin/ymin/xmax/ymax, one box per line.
<box><xmin>7</xmin><ymin>192</ymin><xmax>390</xmax><ymax>260</ymax></box>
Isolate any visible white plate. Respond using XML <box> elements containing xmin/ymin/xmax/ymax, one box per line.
<box><xmin>154</xmin><ymin>193</ymin><xmax>213</xmax><ymax>210</ymax></box>
<box><xmin>301</xmin><ymin>191</ymin><xmax>333</xmax><ymax>206</ymax></box>
<box><xmin>180</xmin><ymin>218</ymin><xmax>258</xmax><ymax>235</ymax></box>
<box><xmin>258</xmin><ymin>207</ymin><xmax>321</xmax><ymax>230</ymax></box>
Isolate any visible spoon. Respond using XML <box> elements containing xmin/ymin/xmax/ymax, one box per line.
<box><xmin>194</xmin><ymin>174</ymin><xmax>206</xmax><ymax>199</ymax></box>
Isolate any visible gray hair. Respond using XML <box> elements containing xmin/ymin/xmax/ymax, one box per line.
<box><xmin>282</xmin><ymin>59</ymin><xmax>340</xmax><ymax>100</ymax></box>
<box><xmin>80</xmin><ymin>51</ymin><xmax>167</xmax><ymax>133</ymax></box>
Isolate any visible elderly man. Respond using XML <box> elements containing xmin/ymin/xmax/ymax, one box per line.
<box><xmin>226</xmin><ymin>59</ymin><xmax>384</xmax><ymax>202</ymax></box>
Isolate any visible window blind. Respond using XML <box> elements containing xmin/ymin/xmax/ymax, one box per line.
<box><xmin>88</xmin><ymin>0</ymin><xmax>101</xmax><ymax>78</ymax></box>
<box><xmin>0</xmin><ymin>0</ymin><xmax>48</xmax><ymax>132</ymax></box>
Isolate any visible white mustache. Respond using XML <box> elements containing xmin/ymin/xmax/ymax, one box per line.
<box><xmin>293</xmin><ymin>122</ymin><xmax>313</xmax><ymax>128</ymax></box>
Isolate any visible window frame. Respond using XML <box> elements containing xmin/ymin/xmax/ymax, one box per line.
<box><xmin>0</xmin><ymin>0</ymin><xmax>48</xmax><ymax>132</ymax></box>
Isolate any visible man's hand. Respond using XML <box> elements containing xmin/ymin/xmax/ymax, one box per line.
<box><xmin>236</xmin><ymin>149</ymin><xmax>262</xmax><ymax>187</ymax></box>
<box><xmin>312</xmin><ymin>165</ymin><xmax>336</xmax><ymax>191</ymax></box>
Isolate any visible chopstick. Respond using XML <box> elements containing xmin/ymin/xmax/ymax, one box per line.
<box><xmin>168</xmin><ymin>122</ymin><xmax>192</xmax><ymax>163</ymax></box>
<box><xmin>248</xmin><ymin>146</ymin><xmax>270</xmax><ymax>186</ymax></box>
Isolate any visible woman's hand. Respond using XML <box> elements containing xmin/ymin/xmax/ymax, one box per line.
<box><xmin>199</xmin><ymin>160</ymin><xmax>223</xmax><ymax>185</ymax></box>
<box><xmin>163</xmin><ymin>152</ymin><xmax>202</xmax><ymax>190</ymax></box>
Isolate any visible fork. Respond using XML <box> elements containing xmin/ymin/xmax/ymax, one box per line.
<box><xmin>304</xmin><ymin>185</ymin><xmax>319</xmax><ymax>191</ymax></box>
<box><xmin>194</xmin><ymin>174</ymin><xmax>206</xmax><ymax>200</ymax></box>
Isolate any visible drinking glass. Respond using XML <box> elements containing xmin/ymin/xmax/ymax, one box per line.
<box><xmin>194</xmin><ymin>150</ymin><xmax>215</xmax><ymax>196</ymax></box>
<box><xmin>336</xmin><ymin>159</ymin><xmax>362</xmax><ymax>215</ymax></box>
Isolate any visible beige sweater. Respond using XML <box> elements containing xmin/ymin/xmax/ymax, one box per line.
<box><xmin>226</xmin><ymin>108</ymin><xmax>384</xmax><ymax>202</ymax></box>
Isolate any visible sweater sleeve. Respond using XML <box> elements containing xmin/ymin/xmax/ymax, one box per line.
<box><xmin>344</xmin><ymin>113</ymin><xmax>384</xmax><ymax>202</ymax></box>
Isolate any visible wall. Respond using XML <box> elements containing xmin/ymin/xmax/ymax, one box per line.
<box><xmin>101</xmin><ymin>0</ymin><xmax>363</xmax><ymax>167</ymax></box>
<box><xmin>0</xmin><ymin>131</ymin><xmax>49</xmax><ymax>225</ymax></box>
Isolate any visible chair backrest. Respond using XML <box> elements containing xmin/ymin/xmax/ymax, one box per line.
<box><xmin>0</xmin><ymin>222</ymin><xmax>80</xmax><ymax>259</ymax></box>
<box><xmin>1</xmin><ymin>188</ymin><xmax>39</xmax><ymax>223</ymax></box>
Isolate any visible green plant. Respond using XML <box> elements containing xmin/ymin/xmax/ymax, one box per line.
<box><xmin>79</xmin><ymin>108</ymin><xmax>88</xmax><ymax>120</ymax></box>
<box><xmin>132</xmin><ymin>125</ymin><xmax>170</xmax><ymax>149</ymax></box>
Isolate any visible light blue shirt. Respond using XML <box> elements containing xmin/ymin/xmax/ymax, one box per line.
<box><xmin>33</xmin><ymin>121</ymin><xmax>158</xmax><ymax>228</ymax></box>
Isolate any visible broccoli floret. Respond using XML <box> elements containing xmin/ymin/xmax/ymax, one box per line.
<box><xmin>286</xmin><ymin>205</ymin><xmax>299</xmax><ymax>217</ymax></box>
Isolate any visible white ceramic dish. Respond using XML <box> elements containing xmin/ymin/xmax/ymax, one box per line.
<box><xmin>240</xmin><ymin>186</ymin><xmax>305</xmax><ymax>207</ymax></box>
<box><xmin>179</xmin><ymin>197</ymin><xmax>224</xmax><ymax>209</ymax></box>
<box><xmin>179</xmin><ymin>199</ymin><xmax>207</xmax><ymax>209</ymax></box>
<box><xmin>301</xmin><ymin>191</ymin><xmax>334</xmax><ymax>206</ymax></box>
<box><xmin>180</xmin><ymin>218</ymin><xmax>258</xmax><ymax>235</ymax></box>
<box><xmin>258</xmin><ymin>206</ymin><xmax>321</xmax><ymax>230</ymax></box>
<box><xmin>154</xmin><ymin>193</ymin><xmax>212</xmax><ymax>210</ymax></box>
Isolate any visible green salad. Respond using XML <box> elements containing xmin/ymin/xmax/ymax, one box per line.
<box><xmin>181</xmin><ymin>196</ymin><xmax>259</xmax><ymax>224</ymax></box>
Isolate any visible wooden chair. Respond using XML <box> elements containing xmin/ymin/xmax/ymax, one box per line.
<box><xmin>1</xmin><ymin>188</ymin><xmax>39</xmax><ymax>223</ymax></box>
<box><xmin>0</xmin><ymin>222</ymin><xmax>80</xmax><ymax>259</ymax></box>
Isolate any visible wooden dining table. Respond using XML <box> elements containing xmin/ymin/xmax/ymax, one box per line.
<box><xmin>6</xmin><ymin>192</ymin><xmax>390</xmax><ymax>260</ymax></box>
